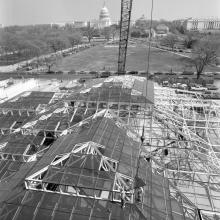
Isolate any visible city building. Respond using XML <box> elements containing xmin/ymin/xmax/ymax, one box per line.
<box><xmin>73</xmin><ymin>20</ymin><xmax>88</xmax><ymax>28</ymax></box>
<box><xmin>144</xmin><ymin>28</ymin><xmax>157</xmax><ymax>38</ymax></box>
<box><xmin>144</xmin><ymin>24</ymin><xmax>169</xmax><ymax>38</ymax></box>
<box><xmin>155</xmin><ymin>24</ymin><xmax>169</xmax><ymax>36</ymax></box>
<box><xmin>135</xmin><ymin>15</ymin><xmax>148</xmax><ymax>28</ymax></box>
<box><xmin>50</xmin><ymin>3</ymin><xmax>116</xmax><ymax>29</ymax></box>
<box><xmin>50</xmin><ymin>22</ymin><xmax>67</xmax><ymax>28</ymax></box>
<box><xmin>173</xmin><ymin>18</ymin><xmax>220</xmax><ymax>32</ymax></box>
<box><xmin>98</xmin><ymin>3</ymin><xmax>112</xmax><ymax>28</ymax></box>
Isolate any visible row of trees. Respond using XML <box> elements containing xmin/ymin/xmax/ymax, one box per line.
<box><xmin>0</xmin><ymin>25</ymin><xmax>84</xmax><ymax>65</ymax></box>
<box><xmin>160</xmin><ymin>32</ymin><xmax>201</xmax><ymax>51</ymax></box>
<box><xmin>0</xmin><ymin>24</ymin><xmax>120</xmax><ymax>65</ymax></box>
<box><xmin>160</xmin><ymin>33</ymin><xmax>219</xmax><ymax>79</ymax></box>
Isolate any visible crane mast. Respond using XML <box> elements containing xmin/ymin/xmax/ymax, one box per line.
<box><xmin>118</xmin><ymin>0</ymin><xmax>133</xmax><ymax>75</ymax></box>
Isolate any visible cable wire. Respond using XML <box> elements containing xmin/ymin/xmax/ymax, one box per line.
<box><xmin>146</xmin><ymin>0</ymin><xmax>154</xmax><ymax>79</ymax></box>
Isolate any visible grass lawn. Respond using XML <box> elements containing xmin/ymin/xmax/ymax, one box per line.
<box><xmin>56</xmin><ymin>43</ymin><xmax>220</xmax><ymax>73</ymax></box>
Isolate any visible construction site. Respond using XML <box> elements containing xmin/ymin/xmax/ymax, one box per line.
<box><xmin>0</xmin><ymin>0</ymin><xmax>220</xmax><ymax>220</ymax></box>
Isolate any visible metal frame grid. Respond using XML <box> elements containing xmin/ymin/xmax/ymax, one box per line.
<box><xmin>141</xmin><ymin>85</ymin><xmax>220</xmax><ymax>218</ymax></box>
<box><xmin>0</xmin><ymin>132</ymin><xmax>51</xmax><ymax>163</ymax></box>
<box><xmin>0</xmin><ymin>76</ymin><xmax>219</xmax><ymax>219</ymax></box>
<box><xmin>0</xmin><ymin>91</ymin><xmax>56</xmax><ymax>112</ymax></box>
<box><xmin>61</xmin><ymin>78</ymin><xmax>220</xmax><ymax>218</ymax></box>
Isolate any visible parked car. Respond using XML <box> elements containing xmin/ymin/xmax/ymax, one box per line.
<box><xmin>78</xmin><ymin>78</ymin><xmax>86</xmax><ymax>83</ymax></box>
<box><xmin>68</xmin><ymin>70</ymin><xmax>76</xmax><ymax>74</ymax></box>
<box><xmin>78</xmin><ymin>71</ymin><xmax>86</xmax><ymax>75</ymax></box>
<box><xmin>206</xmin><ymin>84</ymin><xmax>218</xmax><ymax>90</ymax></box>
<box><xmin>89</xmin><ymin>71</ymin><xmax>98</xmax><ymax>75</ymax></box>
<box><xmin>154</xmin><ymin>72</ymin><xmax>163</xmax><ymax>75</ymax></box>
<box><xmin>46</xmin><ymin>70</ymin><xmax>55</xmax><ymax>74</ymax></box>
<box><xmin>190</xmin><ymin>85</ymin><xmax>207</xmax><ymax>91</ymax></box>
<box><xmin>100</xmin><ymin>71</ymin><xmax>111</xmax><ymax>78</ymax></box>
<box><xmin>55</xmin><ymin>71</ymin><xmax>63</xmax><ymax>74</ymax></box>
<box><xmin>181</xmin><ymin>71</ymin><xmax>194</xmax><ymax>75</ymax></box>
<box><xmin>139</xmin><ymin>72</ymin><xmax>147</xmax><ymax>76</ymax></box>
<box><xmin>128</xmin><ymin>71</ymin><xmax>138</xmax><ymax>75</ymax></box>
<box><xmin>162</xmin><ymin>81</ymin><xmax>169</xmax><ymax>87</ymax></box>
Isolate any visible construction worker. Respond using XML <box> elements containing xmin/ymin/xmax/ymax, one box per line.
<box><xmin>120</xmin><ymin>189</ymin><xmax>127</xmax><ymax>209</ymax></box>
<box><xmin>136</xmin><ymin>187</ymin><xmax>143</xmax><ymax>202</ymax></box>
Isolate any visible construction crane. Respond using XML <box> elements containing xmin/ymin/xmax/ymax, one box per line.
<box><xmin>117</xmin><ymin>0</ymin><xmax>133</xmax><ymax>75</ymax></box>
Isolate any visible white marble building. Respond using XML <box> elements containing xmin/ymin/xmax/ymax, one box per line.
<box><xmin>174</xmin><ymin>18</ymin><xmax>220</xmax><ymax>32</ymax></box>
<box><xmin>98</xmin><ymin>4</ymin><xmax>112</xmax><ymax>28</ymax></box>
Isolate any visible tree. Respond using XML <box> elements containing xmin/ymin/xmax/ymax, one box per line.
<box><xmin>43</xmin><ymin>54</ymin><xmax>62</xmax><ymax>72</ymax></box>
<box><xmin>190</xmin><ymin>40</ymin><xmax>218</xmax><ymax>79</ymax></box>
<box><xmin>0</xmin><ymin>32</ymin><xmax>22</xmax><ymax>53</ymax></box>
<box><xmin>102</xmin><ymin>27</ymin><xmax>111</xmax><ymax>40</ymax></box>
<box><xmin>135</xmin><ymin>18</ymin><xmax>148</xmax><ymax>30</ymax></box>
<box><xmin>110</xmin><ymin>24</ymin><xmax>119</xmax><ymax>40</ymax></box>
<box><xmin>68</xmin><ymin>32</ymin><xmax>82</xmax><ymax>48</ymax></box>
<box><xmin>161</xmin><ymin>34</ymin><xmax>178</xmax><ymax>51</ymax></box>
<box><xmin>131</xmin><ymin>30</ymin><xmax>142</xmax><ymax>38</ymax></box>
<box><xmin>20</xmin><ymin>40</ymin><xmax>41</xmax><ymax>59</ymax></box>
<box><xmin>47</xmin><ymin>37</ymin><xmax>67</xmax><ymax>53</ymax></box>
<box><xmin>83</xmin><ymin>25</ymin><xmax>99</xmax><ymax>43</ymax></box>
<box><xmin>183</xmin><ymin>34</ymin><xmax>197</xmax><ymax>49</ymax></box>
<box><xmin>178</xmin><ymin>25</ymin><xmax>186</xmax><ymax>34</ymax></box>
<box><xmin>0</xmin><ymin>24</ymin><xmax>87</xmax><ymax>66</ymax></box>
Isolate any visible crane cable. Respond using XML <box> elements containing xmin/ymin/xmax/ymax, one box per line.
<box><xmin>146</xmin><ymin>0</ymin><xmax>154</xmax><ymax>79</ymax></box>
<box><xmin>141</xmin><ymin>0</ymin><xmax>154</xmax><ymax>144</ymax></box>
<box><xmin>135</xmin><ymin>0</ymin><xmax>154</xmax><ymax>210</ymax></box>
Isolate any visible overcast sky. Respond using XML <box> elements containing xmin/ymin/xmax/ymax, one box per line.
<box><xmin>0</xmin><ymin>0</ymin><xmax>220</xmax><ymax>26</ymax></box>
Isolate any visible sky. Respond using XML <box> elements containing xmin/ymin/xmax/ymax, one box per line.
<box><xmin>0</xmin><ymin>0</ymin><xmax>220</xmax><ymax>26</ymax></box>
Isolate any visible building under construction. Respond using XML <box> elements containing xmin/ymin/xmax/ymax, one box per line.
<box><xmin>0</xmin><ymin>75</ymin><xmax>219</xmax><ymax>220</ymax></box>
<box><xmin>0</xmin><ymin>0</ymin><xmax>220</xmax><ymax>219</ymax></box>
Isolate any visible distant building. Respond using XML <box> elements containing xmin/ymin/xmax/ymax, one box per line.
<box><xmin>135</xmin><ymin>15</ymin><xmax>148</xmax><ymax>28</ymax></box>
<box><xmin>98</xmin><ymin>3</ymin><xmax>112</xmax><ymax>28</ymax></box>
<box><xmin>186</xmin><ymin>18</ymin><xmax>220</xmax><ymax>31</ymax></box>
<box><xmin>50</xmin><ymin>22</ymin><xmax>67</xmax><ymax>28</ymax></box>
<box><xmin>144</xmin><ymin>28</ymin><xmax>156</xmax><ymax>38</ymax></box>
<box><xmin>89</xmin><ymin>19</ymin><xmax>99</xmax><ymax>29</ymax></box>
<box><xmin>156</xmin><ymin>24</ymin><xmax>169</xmax><ymax>33</ymax></box>
<box><xmin>173</xmin><ymin>18</ymin><xmax>188</xmax><ymax>27</ymax></box>
<box><xmin>73</xmin><ymin>21</ymin><xmax>88</xmax><ymax>28</ymax></box>
<box><xmin>144</xmin><ymin>24</ymin><xmax>169</xmax><ymax>38</ymax></box>
<box><xmin>51</xmin><ymin>3</ymin><xmax>116</xmax><ymax>30</ymax></box>
<box><xmin>155</xmin><ymin>24</ymin><xmax>169</xmax><ymax>37</ymax></box>
<box><xmin>173</xmin><ymin>18</ymin><xmax>220</xmax><ymax>32</ymax></box>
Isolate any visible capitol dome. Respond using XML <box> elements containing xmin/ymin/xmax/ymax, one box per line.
<box><xmin>99</xmin><ymin>6</ymin><xmax>110</xmax><ymax>20</ymax></box>
<box><xmin>99</xmin><ymin>4</ymin><xmax>111</xmax><ymax>28</ymax></box>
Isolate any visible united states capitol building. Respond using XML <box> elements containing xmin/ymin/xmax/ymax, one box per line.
<box><xmin>51</xmin><ymin>3</ymin><xmax>117</xmax><ymax>29</ymax></box>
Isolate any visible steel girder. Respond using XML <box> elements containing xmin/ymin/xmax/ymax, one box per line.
<box><xmin>118</xmin><ymin>0</ymin><xmax>133</xmax><ymax>74</ymax></box>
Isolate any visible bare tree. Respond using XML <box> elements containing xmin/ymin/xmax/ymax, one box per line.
<box><xmin>43</xmin><ymin>55</ymin><xmax>62</xmax><ymax>73</ymax></box>
<box><xmin>183</xmin><ymin>34</ymin><xmax>197</xmax><ymax>49</ymax></box>
<box><xmin>47</xmin><ymin>37</ymin><xmax>67</xmax><ymax>53</ymax></box>
<box><xmin>83</xmin><ymin>23</ymin><xmax>100</xmax><ymax>43</ymax></box>
<box><xmin>161</xmin><ymin>34</ymin><xmax>178</xmax><ymax>51</ymax></box>
<box><xmin>190</xmin><ymin>40</ymin><xmax>218</xmax><ymax>79</ymax></box>
<box><xmin>110</xmin><ymin>24</ymin><xmax>119</xmax><ymax>40</ymax></box>
<box><xmin>68</xmin><ymin>32</ymin><xmax>82</xmax><ymax>48</ymax></box>
<box><xmin>102</xmin><ymin>27</ymin><xmax>111</xmax><ymax>41</ymax></box>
